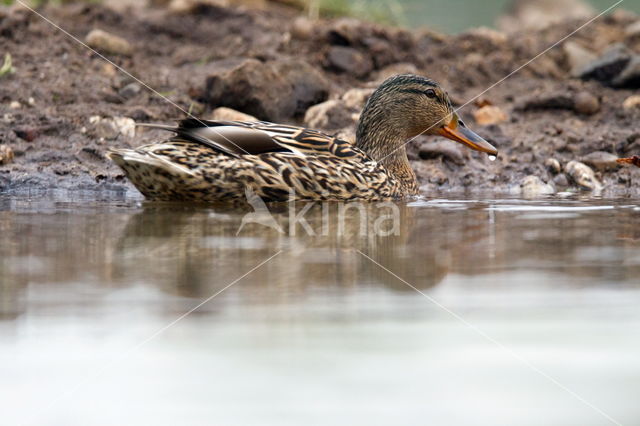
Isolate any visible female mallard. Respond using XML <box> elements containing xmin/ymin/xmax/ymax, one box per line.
<box><xmin>108</xmin><ymin>74</ymin><xmax>497</xmax><ymax>202</ymax></box>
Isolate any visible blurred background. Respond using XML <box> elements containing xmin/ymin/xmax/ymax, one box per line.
<box><xmin>5</xmin><ymin>0</ymin><xmax>640</xmax><ymax>32</ymax></box>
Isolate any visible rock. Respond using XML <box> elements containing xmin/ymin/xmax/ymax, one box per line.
<box><xmin>341</xmin><ymin>88</ymin><xmax>374</xmax><ymax>109</ymax></box>
<box><xmin>612</xmin><ymin>56</ymin><xmax>640</xmax><ymax>88</ymax></box>
<box><xmin>497</xmin><ymin>0</ymin><xmax>595</xmax><ymax>33</ymax></box>
<box><xmin>565</xmin><ymin>160</ymin><xmax>603</xmax><ymax>191</ymax></box>
<box><xmin>334</xmin><ymin>128</ymin><xmax>356</xmax><ymax>145</ymax></box>
<box><xmin>563</xmin><ymin>41</ymin><xmax>597</xmax><ymax>77</ymax></box>
<box><xmin>291</xmin><ymin>16</ymin><xmax>313</xmax><ymax>40</ymax></box>
<box><xmin>521</xmin><ymin>175</ymin><xmax>555</xmax><ymax>197</ymax></box>
<box><xmin>625</xmin><ymin>20</ymin><xmax>640</xmax><ymax>37</ymax></box>
<box><xmin>326</xmin><ymin>46</ymin><xmax>373</xmax><ymax>78</ymax></box>
<box><xmin>205</xmin><ymin>58</ymin><xmax>329</xmax><ymax>121</ymax></box>
<box><xmin>304</xmin><ymin>100</ymin><xmax>354</xmax><ymax>131</ymax></box>
<box><xmin>581</xmin><ymin>151</ymin><xmax>620</xmax><ymax>171</ymax></box>
<box><xmin>553</xmin><ymin>173</ymin><xmax>569</xmax><ymax>187</ymax></box>
<box><xmin>118</xmin><ymin>82</ymin><xmax>141</xmax><ymax>99</ymax></box>
<box><xmin>518</xmin><ymin>93</ymin><xmax>574</xmax><ymax>111</ymax></box>
<box><xmin>373</xmin><ymin>63</ymin><xmax>418</xmax><ymax>83</ymax></box>
<box><xmin>89</xmin><ymin>116</ymin><xmax>136</xmax><ymax>140</ymax></box>
<box><xmin>0</xmin><ymin>145</ymin><xmax>14</xmax><ymax>165</ymax></box>
<box><xmin>578</xmin><ymin>43</ymin><xmax>633</xmax><ymax>85</ymax></box>
<box><xmin>573</xmin><ymin>91</ymin><xmax>599</xmax><ymax>115</ymax></box>
<box><xmin>473</xmin><ymin>105</ymin><xmax>508</xmax><ymax>125</ymax></box>
<box><xmin>209</xmin><ymin>107</ymin><xmax>257</xmax><ymax>121</ymax></box>
<box><xmin>544</xmin><ymin>157</ymin><xmax>562</xmax><ymax>174</ymax></box>
<box><xmin>622</xmin><ymin>95</ymin><xmax>640</xmax><ymax>110</ymax></box>
<box><xmin>9</xmin><ymin>101</ymin><xmax>21</xmax><ymax>109</ymax></box>
<box><xmin>85</xmin><ymin>29</ymin><xmax>132</xmax><ymax>56</ymax></box>
<box><xmin>418</xmin><ymin>140</ymin><xmax>466</xmax><ymax>165</ymax></box>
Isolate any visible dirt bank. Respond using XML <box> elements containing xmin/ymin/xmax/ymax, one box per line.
<box><xmin>1</xmin><ymin>1</ymin><xmax>640</xmax><ymax>197</ymax></box>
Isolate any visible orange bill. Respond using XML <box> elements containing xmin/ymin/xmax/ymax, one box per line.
<box><xmin>438</xmin><ymin>114</ymin><xmax>498</xmax><ymax>156</ymax></box>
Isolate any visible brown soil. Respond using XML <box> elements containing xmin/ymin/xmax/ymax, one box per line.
<box><xmin>1</xmin><ymin>2</ymin><xmax>639</xmax><ymax>197</ymax></box>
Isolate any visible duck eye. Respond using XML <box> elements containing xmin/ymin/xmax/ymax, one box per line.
<box><xmin>425</xmin><ymin>89</ymin><xmax>437</xmax><ymax>99</ymax></box>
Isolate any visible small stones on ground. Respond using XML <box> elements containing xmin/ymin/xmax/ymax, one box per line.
<box><xmin>85</xmin><ymin>29</ymin><xmax>132</xmax><ymax>56</ymax></box>
<box><xmin>418</xmin><ymin>141</ymin><xmax>466</xmax><ymax>165</ymax></box>
<box><xmin>622</xmin><ymin>95</ymin><xmax>640</xmax><ymax>110</ymax></box>
<box><xmin>205</xmin><ymin>58</ymin><xmax>329</xmax><ymax>121</ymax></box>
<box><xmin>291</xmin><ymin>16</ymin><xmax>313</xmax><ymax>40</ymax></box>
<box><xmin>573</xmin><ymin>91</ymin><xmax>599</xmax><ymax>115</ymax></box>
<box><xmin>0</xmin><ymin>145</ymin><xmax>14</xmax><ymax>165</ymax></box>
<box><xmin>520</xmin><ymin>175</ymin><xmax>555</xmax><ymax>197</ymax></box>
<box><xmin>209</xmin><ymin>107</ymin><xmax>257</xmax><ymax>121</ymax></box>
<box><xmin>553</xmin><ymin>173</ymin><xmax>569</xmax><ymax>187</ymax></box>
<box><xmin>90</xmin><ymin>116</ymin><xmax>136</xmax><ymax>140</ymax></box>
<box><xmin>373</xmin><ymin>63</ymin><xmax>418</xmax><ymax>83</ymax></box>
<box><xmin>578</xmin><ymin>43</ymin><xmax>632</xmax><ymax>85</ymax></box>
<box><xmin>563</xmin><ymin>41</ymin><xmax>597</xmax><ymax>77</ymax></box>
<box><xmin>544</xmin><ymin>157</ymin><xmax>562</xmax><ymax>174</ymax></box>
<box><xmin>473</xmin><ymin>105</ymin><xmax>508</xmax><ymax>125</ymax></box>
<box><xmin>341</xmin><ymin>88</ymin><xmax>374</xmax><ymax>109</ymax></box>
<box><xmin>118</xmin><ymin>82</ymin><xmax>141</xmax><ymax>99</ymax></box>
<box><xmin>304</xmin><ymin>100</ymin><xmax>353</xmax><ymax>131</ymax></box>
<box><xmin>326</xmin><ymin>46</ymin><xmax>373</xmax><ymax>78</ymax></box>
<box><xmin>9</xmin><ymin>100</ymin><xmax>21</xmax><ymax>109</ymax></box>
<box><xmin>581</xmin><ymin>151</ymin><xmax>620</xmax><ymax>171</ymax></box>
<box><xmin>565</xmin><ymin>160</ymin><xmax>603</xmax><ymax>191</ymax></box>
<box><xmin>612</xmin><ymin>56</ymin><xmax>640</xmax><ymax>88</ymax></box>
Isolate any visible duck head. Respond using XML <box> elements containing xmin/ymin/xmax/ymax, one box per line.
<box><xmin>355</xmin><ymin>74</ymin><xmax>498</xmax><ymax>162</ymax></box>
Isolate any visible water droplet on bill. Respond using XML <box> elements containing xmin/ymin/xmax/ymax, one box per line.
<box><xmin>488</xmin><ymin>155</ymin><xmax>497</xmax><ymax>162</ymax></box>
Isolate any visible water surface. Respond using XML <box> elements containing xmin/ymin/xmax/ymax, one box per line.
<box><xmin>0</xmin><ymin>193</ymin><xmax>639</xmax><ymax>425</ymax></box>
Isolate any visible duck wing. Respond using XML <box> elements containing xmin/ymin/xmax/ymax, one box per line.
<box><xmin>138</xmin><ymin>119</ymin><xmax>368</xmax><ymax>161</ymax></box>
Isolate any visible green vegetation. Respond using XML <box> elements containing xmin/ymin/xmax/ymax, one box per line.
<box><xmin>310</xmin><ymin>0</ymin><xmax>408</xmax><ymax>26</ymax></box>
<box><xmin>0</xmin><ymin>53</ymin><xmax>15</xmax><ymax>78</ymax></box>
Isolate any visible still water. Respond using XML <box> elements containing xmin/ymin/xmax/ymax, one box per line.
<box><xmin>0</xmin><ymin>193</ymin><xmax>639</xmax><ymax>425</ymax></box>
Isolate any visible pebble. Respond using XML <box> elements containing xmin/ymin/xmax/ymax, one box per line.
<box><xmin>303</xmin><ymin>100</ymin><xmax>353</xmax><ymax>131</ymax></box>
<box><xmin>209</xmin><ymin>107</ymin><xmax>257</xmax><ymax>122</ymax></box>
<box><xmin>579</xmin><ymin>43</ymin><xmax>632</xmax><ymax>85</ymax></box>
<box><xmin>565</xmin><ymin>160</ymin><xmax>603</xmax><ymax>191</ymax></box>
<box><xmin>563</xmin><ymin>41</ymin><xmax>597</xmax><ymax>77</ymax></box>
<box><xmin>326</xmin><ymin>46</ymin><xmax>373</xmax><ymax>78</ymax></box>
<box><xmin>341</xmin><ymin>88</ymin><xmax>374</xmax><ymax>109</ymax></box>
<box><xmin>85</xmin><ymin>29</ymin><xmax>132</xmax><ymax>56</ymax></box>
<box><xmin>581</xmin><ymin>151</ymin><xmax>620</xmax><ymax>171</ymax></box>
<box><xmin>573</xmin><ymin>91</ymin><xmax>599</xmax><ymax>115</ymax></box>
<box><xmin>290</xmin><ymin>16</ymin><xmax>313</xmax><ymax>40</ymax></box>
<box><xmin>544</xmin><ymin>158</ymin><xmax>562</xmax><ymax>174</ymax></box>
<box><xmin>625</xmin><ymin>20</ymin><xmax>640</xmax><ymax>37</ymax></box>
<box><xmin>90</xmin><ymin>116</ymin><xmax>136</xmax><ymax>140</ymax></box>
<box><xmin>118</xmin><ymin>82</ymin><xmax>141</xmax><ymax>99</ymax></box>
<box><xmin>553</xmin><ymin>173</ymin><xmax>569</xmax><ymax>187</ymax></box>
<box><xmin>612</xmin><ymin>56</ymin><xmax>640</xmax><ymax>88</ymax></box>
<box><xmin>622</xmin><ymin>95</ymin><xmax>640</xmax><ymax>110</ymax></box>
<box><xmin>473</xmin><ymin>105</ymin><xmax>508</xmax><ymax>125</ymax></box>
<box><xmin>0</xmin><ymin>145</ymin><xmax>14</xmax><ymax>165</ymax></box>
<box><xmin>520</xmin><ymin>175</ymin><xmax>555</xmax><ymax>197</ymax></box>
<box><xmin>9</xmin><ymin>101</ymin><xmax>21</xmax><ymax>109</ymax></box>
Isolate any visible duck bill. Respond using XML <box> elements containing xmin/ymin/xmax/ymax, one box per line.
<box><xmin>438</xmin><ymin>116</ymin><xmax>498</xmax><ymax>155</ymax></box>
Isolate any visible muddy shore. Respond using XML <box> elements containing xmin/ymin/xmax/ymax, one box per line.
<box><xmin>1</xmin><ymin>2</ymin><xmax>640</xmax><ymax>197</ymax></box>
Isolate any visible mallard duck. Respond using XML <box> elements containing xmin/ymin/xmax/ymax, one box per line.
<box><xmin>107</xmin><ymin>74</ymin><xmax>497</xmax><ymax>202</ymax></box>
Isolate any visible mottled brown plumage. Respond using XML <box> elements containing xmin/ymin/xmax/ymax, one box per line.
<box><xmin>108</xmin><ymin>74</ymin><xmax>497</xmax><ymax>202</ymax></box>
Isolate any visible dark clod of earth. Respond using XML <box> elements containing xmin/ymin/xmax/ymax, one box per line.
<box><xmin>1</xmin><ymin>2</ymin><xmax>640</xmax><ymax>197</ymax></box>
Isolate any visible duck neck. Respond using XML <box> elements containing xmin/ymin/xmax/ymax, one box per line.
<box><xmin>355</xmin><ymin>113</ymin><xmax>417</xmax><ymax>191</ymax></box>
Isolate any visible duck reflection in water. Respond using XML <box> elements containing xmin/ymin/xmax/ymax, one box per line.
<box><xmin>113</xmin><ymin>199</ymin><xmax>459</xmax><ymax>299</ymax></box>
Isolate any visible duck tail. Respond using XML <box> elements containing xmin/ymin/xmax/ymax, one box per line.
<box><xmin>107</xmin><ymin>148</ymin><xmax>199</xmax><ymax>199</ymax></box>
